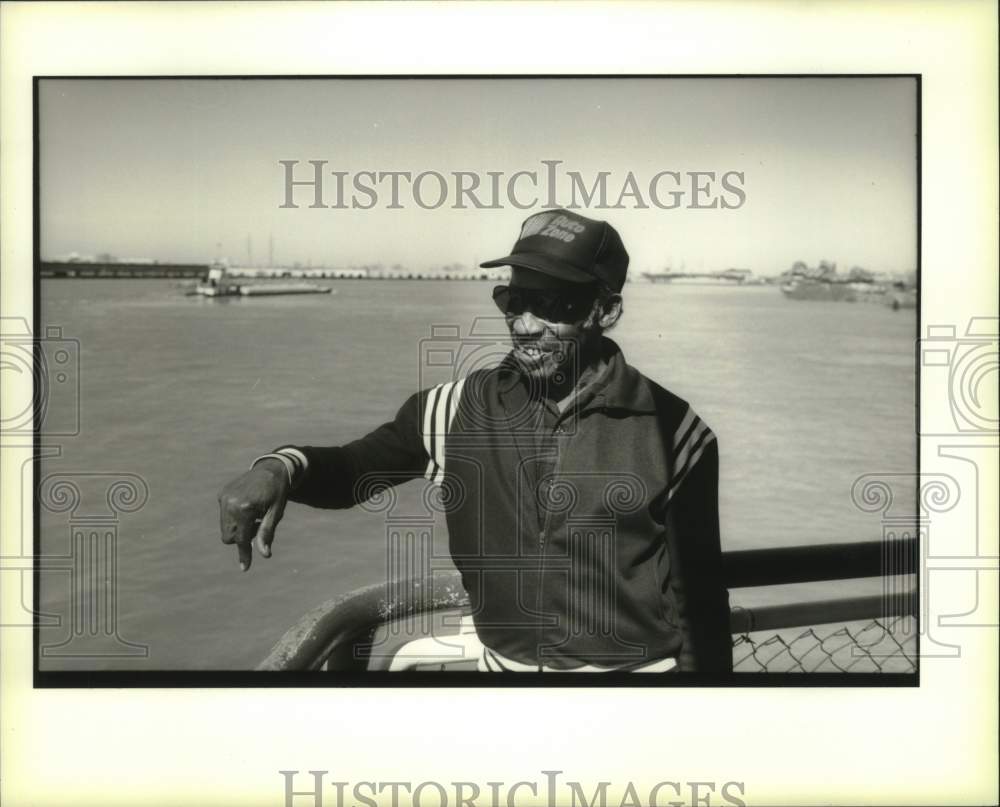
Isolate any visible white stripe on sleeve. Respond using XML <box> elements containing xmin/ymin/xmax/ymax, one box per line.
<box><xmin>666</xmin><ymin>416</ymin><xmax>716</xmax><ymax>503</ymax></box>
<box><xmin>672</xmin><ymin>406</ymin><xmax>697</xmax><ymax>449</ymax></box>
<box><xmin>276</xmin><ymin>447</ymin><xmax>309</xmax><ymax>476</ymax></box>
<box><xmin>422</xmin><ymin>384</ymin><xmax>441</xmax><ymax>480</ymax></box>
<box><xmin>419</xmin><ymin>380</ymin><xmax>466</xmax><ymax>485</ymax></box>
<box><xmin>432</xmin><ymin>382</ymin><xmax>454</xmax><ymax>485</ymax></box>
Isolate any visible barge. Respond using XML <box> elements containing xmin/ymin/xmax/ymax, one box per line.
<box><xmin>191</xmin><ymin>265</ymin><xmax>333</xmax><ymax>297</ymax></box>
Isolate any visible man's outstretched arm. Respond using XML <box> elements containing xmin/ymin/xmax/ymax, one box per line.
<box><xmin>278</xmin><ymin>389</ymin><xmax>431</xmax><ymax>509</ymax></box>
<box><xmin>217</xmin><ymin>390</ymin><xmax>430</xmax><ymax>570</ymax></box>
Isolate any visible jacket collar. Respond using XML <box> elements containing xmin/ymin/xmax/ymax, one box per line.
<box><xmin>583</xmin><ymin>338</ymin><xmax>657</xmax><ymax>414</ymax></box>
<box><xmin>496</xmin><ymin>337</ymin><xmax>657</xmax><ymax>415</ymax></box>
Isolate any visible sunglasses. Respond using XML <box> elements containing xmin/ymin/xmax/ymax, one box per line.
<box><xmin>492</xmin><ymin>285</ymin><xmax>598</xmax><ymax>323</ymax></box>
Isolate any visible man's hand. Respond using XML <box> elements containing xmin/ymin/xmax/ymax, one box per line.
<box><xmin>218</xmin><ymin>459</ymin><xmax>290</xmax><ymax>571</ymax></box>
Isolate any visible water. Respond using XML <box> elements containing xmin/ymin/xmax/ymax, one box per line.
<box><xmin>37</xmin><ymin>279</ymin><xmax>916</xmax><ymax>669</ymax></box>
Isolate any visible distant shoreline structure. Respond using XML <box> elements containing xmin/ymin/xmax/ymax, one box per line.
<box><xmin>40</xmin><ymin>260</ymin><xmax>208</xmax><ymax>279</ymax></box>
<box><xmin>41</xmin><ymin>260</ymin><xmax>775</xmax><ymax>283</ymax></box>
<box><xmin>40</xmin><ymin>259</ymin><xmax>911</xmax><ymax>289</ymax></box>
<box><xmin>38</xmin><ymin>260</ymin><xmax>514</xmax><ymax>281</ymax></box>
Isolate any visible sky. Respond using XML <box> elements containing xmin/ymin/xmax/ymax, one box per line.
<box><xmin>39</xmin><ymin>77</ymin><xmax>917</xmax><ymax>276</ymax></box>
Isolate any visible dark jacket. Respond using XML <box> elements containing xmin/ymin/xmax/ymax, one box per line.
<box><xmin>285</xmin><ymin>338</ymin><xmax>732</xmax><ymax>672</ymax></box>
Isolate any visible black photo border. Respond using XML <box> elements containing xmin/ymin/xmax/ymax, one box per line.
<box><xmin>32</xmin><ymin>73</ymin><xmax>922</xmax><ymax>689</ymax></box>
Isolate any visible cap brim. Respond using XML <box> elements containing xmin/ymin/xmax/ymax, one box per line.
<box><xmin>479</xmin><ymin>252</ymin><xmax>595</xmax><ymax>284</ymax></box>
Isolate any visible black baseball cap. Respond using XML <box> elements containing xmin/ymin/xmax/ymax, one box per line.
<box><xmin>480</xmin><ymin>209</ymin><xmax>629</xmax><ymax>292</ymax></box>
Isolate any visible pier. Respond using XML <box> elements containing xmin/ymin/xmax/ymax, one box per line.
<box><xmin>40</xmin><ymin>261</ymin><xmax>209</xmax><ymax>279</ymax></box>
<box><xmin>38</xmin><ymin>261</ymin><xmax>511</xmax><ymax>281</ymax></box>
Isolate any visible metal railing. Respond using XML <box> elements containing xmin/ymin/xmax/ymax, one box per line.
<box><xmin>257</xmin><ymin>537</ymin><xmax>918</xmax><ymax>672</ymax></box>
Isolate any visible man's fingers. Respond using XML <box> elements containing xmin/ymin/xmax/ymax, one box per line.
<box><xmin>237</xmin><ymin>539</ymin><xmax>253</xmax><ymax>572</ymax></box>
<box><xmin>218</xmin><ymin>498</ymin><xmax>260</xmax><ymax>572</ymax></box>
<box><xmin>254</xmin><ymin>496</ymin><xmax>286</xmax><ymax>559</ymax></box>
<box><xmin>217</xmin><ymin>467</ymin><xmax>288</xmax><ymax>572</ymax></box>
<box><xmin>219</xmin><ymin>499</ymin><xmax>259</xmax><ymax>546</ymax></box>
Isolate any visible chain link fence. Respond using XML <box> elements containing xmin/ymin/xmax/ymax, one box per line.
<box><xmin>732</xmin><ymin>615</ymin><xmax>917</xmax><ymax>673</ymax></box>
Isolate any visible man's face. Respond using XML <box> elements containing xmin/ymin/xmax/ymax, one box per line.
<box><xmin>494</xmin><ymin>267</ymin><xmax>600</xmax><ymax>383</ymax></box>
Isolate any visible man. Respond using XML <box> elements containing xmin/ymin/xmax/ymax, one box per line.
<box><xmin>218</xmin><ymin>209</ymin><xmax>732</xmax><ymax>673</ymax></box>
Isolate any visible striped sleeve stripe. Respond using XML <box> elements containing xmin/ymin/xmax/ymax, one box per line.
<box><xmin>422</xmin><ymin>380</ymin><xmax>466</xmax><ymax>484</ymax></box>
<box><xmin>433</xmin><ymin>378</ymin><xmax>466</xmax><ymax>484</ymax></box>
<box><xmin>449</xmin><ymin>378</ymin><xmax>466</xmax><ymax>431</ymax></box>
<box><xmin>251</xmin><ymin>453</ymin><xmax>296</xmax><ymax>485</ymax></box>
<box><xmin>483</xmin><ymin>648</ymin><xmax>509</xmax><ymax>671</ymax></box>
<box><xmin>672</xmin><ymin>419</ymin><xmax>712</xmax><ymax>482</ymax></box>
<box><xmin>666</xmin><ymin>408</ymin><xmax>716</xmax><ymax>501</ymax></box>
<box><xmin>432</xmin><ymin>383</ymin><xmax>453</xmax><ymax>484</ymax></box>
<box><xmin>275</xmin><ymin>447</ymin><xmax>308</xmax><ymax>477</ymax></box>
<box><xmin>422</xmin><ymin>384</ymin><xmax>442</xmax><ymax>480</ymax></box>
<box><xmin>251</xmin><ymin>447</ymin><xmax>309</xmax><ymax>489</ymax></box>
<box><xmin>672</xmin><ymin>406</ymin><xmax>698</xmax><ymax>450</ymax></box>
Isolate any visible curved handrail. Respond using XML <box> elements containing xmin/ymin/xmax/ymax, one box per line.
<box><xmin>258</xmin><ymin>574</ymin><xmax>469</xmax><ymax>671</ymax></box>
<box><xmin>258</xmin><ymin>537</ymin><xmax>918</xmax><ymax>671</ymax></box>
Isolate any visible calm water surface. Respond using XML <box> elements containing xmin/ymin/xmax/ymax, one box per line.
<box><xmin>38</xmin><ymin>279</ymin><xmax>916</xmax><ymax>669</ymax></box>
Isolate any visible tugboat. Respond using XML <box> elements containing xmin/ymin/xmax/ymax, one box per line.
<box><xmin>191</xmin><ymin>265</ymin><xmax>242</xmax><ymax>297</ymax></box>
<box><xmin>191</xmin><ymin>263</ymin><xmax>333</xmax><ymax>297</ymax></box>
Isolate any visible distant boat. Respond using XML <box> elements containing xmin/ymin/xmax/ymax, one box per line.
<box><xmin>777</xmin><ymin>262</ymin><xmax>892</xmax><ymax>303</ymax></box>
<box><xmin>779</xmin><ymin>276</ymin><xmax>890</xmax><ymax>303</ymax></box>
<box><xmin>779</xmin><ymin>277</ymin><xmax>858</xmax><ymax>301</ymax></box>
<box><xmin>884</xmin><ymin>283</ymin><xmax>917</xmax><ymax>311</ymax></box>
<box><xmin>189</xmin><ymin>264</ymin><xmax>333</xmax><ymax>297</ymax></box>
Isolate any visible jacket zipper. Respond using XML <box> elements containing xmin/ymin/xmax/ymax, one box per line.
<box><xmin>536</xmin><ymin>419</ymin><xmax>567</xmax><ymax>666</ymax></box>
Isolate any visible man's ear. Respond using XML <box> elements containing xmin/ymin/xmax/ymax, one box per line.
<box><xmin>597</xmin><ymin>294</ymin><xmax>623</xmax><ymax>329</ymax></box>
